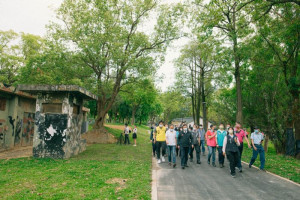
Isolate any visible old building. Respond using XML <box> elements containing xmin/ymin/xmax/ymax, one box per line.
<box><xmin>18</xmin><ymin>85</ymin><xmax>97</xmax><ymax>159</ymax></box>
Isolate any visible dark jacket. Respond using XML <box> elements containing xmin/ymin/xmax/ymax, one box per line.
<box><xmin>178</xmin><ymin>130</ymin><xmax>193</xmax><ymax>147</ymax></box>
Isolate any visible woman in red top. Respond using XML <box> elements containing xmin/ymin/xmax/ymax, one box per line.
<box><xmin>206</xmin><ymin>124</ymin><xmax>217</xmax><ymax>167</ymax></box>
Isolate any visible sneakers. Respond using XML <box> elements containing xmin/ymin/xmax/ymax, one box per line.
<box><xmin>161</xmin><ymin>157</ymin><xmax>165</xmax><ymax>162</ymax></box>
<box><xmin>260</xmin><ymin>168</ymin><xmax>266</xmax><ymax>172</ymax></box>
<box><xmin>239</xmin><ymin>168</ymin><xmax>243</xmax><ymax>173</ymax></box>
<box><xmin>173</xmin><ymin>164</ymin><xmax>176</xmax><ymax>168</ymax></box>
<box><xmin>212</xmin><ymin>163</ymin><xmax>216</xmax><ymax>167</ymax></box>
<box><xmin>181</xmin><ymin>166</ymin><xmax>185</xmax><ymax>169</ymax></box>
<box><xmin>157</xmin><ymin>159</ymin><xmax>161</xmax><ymax>164</ymax></box>
<box><xmin>231</xmin><ymin>174</ymin><xmax>236</xmax><ymax>178</ymax></box>
<box><xmin>197</xmin><ymin>161</ymin><xmax>201</xmax><ymax>164</ymax></box>
<box><xmin>249</xmin><ymin>164</ymin><xmax>252</xmax><ymax>168</ymax></box>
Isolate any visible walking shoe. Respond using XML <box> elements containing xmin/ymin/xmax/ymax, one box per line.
<box><xmin>212</xmin><ymin>163</ymin><xmax>216</xmax><ymax>167</ymax></box>
<box><xmin>231</xmin><ymin>174</ymin><xmax>236</xmax><ymax>178</ymax></box>
<box><xmin>259</xmin><ymin>168</ymin><xmax>266</xmax><ymax>172</ymax></box>
<box><xmin>185</xmin><ymin>165</ymin><xmax>189</xmax><ymax>167</ymax></box>
<box><xmin>207</xmin><ymin>161</ymin><xmax>210</xmax><ymax>165</ymax></box>
<box><xmin>173</xmin><ymin>164</ymin><xmax>176</xmax><ymax>168</ymax></box>
<box><xmin>239</xmin><ymin>167</ymin><xmax>243</xmax><ymax>173</ymax></box>
<box><xmin>168</xmin><ymin>162</ymin><xmax>171</xmax><ymax>166</ymax></box>
<box><xmin>157</xmin><ymin>159</ymin><xmax>161</xmax><ymax>164</ymax></box>
<box><xmin>161</xmin><ymin>157</ymin><xmax>165</xmax><ymax>162</ymax></box>
<box><xmin>249</xmin><ymin>164</ymin><xmax>252</xmax><ymax>168</ymax></box>
<box><xmin>197</xmin><ymin>161</ymin><xmax>201</xmax><ymax>164</ymax></box>
<box><xmin>182</xmin><ymin>166</ymin><xmax>185</xmax><ymax>169</ymax></box>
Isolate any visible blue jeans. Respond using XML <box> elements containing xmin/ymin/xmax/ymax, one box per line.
<box><xmin>168</xmin><ymin>145</ymin><xmax>176</xmax><ymax>163</ymax></box>
<box><xmin>200</xmin><ymin>140</ymin><xmax>205</xmax><ymax>153</ymax></box>
<box><xmin>207</xmin><ymin>146</ymin><xmax>216</xmax><ymax>164</ymax></box>
<box><xmin>250</xmin><ymin>144</ymin><xmax>265</xmax><ymax>169</ymax></box>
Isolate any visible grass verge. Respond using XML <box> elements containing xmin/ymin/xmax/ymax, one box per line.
<box><xmin>0</xmin><ymin>124</ymin><xmax>152</xmax><ymax>200</ymax></box>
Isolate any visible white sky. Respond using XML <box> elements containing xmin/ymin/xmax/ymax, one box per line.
<box><xmin>0</xmin><ymin>0</ymin><xmax>189</xmax><ymax>91</ymax></box>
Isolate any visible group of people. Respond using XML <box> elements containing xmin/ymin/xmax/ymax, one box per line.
<box><xmin>150</xmin><ymin>121</ymin><xmax>266</xmax><ymax>178</ymax></box>
<box><xmin>123</xmin><ymin>124</ymin><xmax>138</xmax><ymax>146</ymax></box>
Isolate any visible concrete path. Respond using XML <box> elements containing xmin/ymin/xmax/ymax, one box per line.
<box><xmin>152</xmin><ymin>154</ymin><xmax>300</xmax><ymax>200</ymax></box>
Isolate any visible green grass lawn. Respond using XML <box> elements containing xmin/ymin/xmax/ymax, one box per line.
<box><xmin>242</xmin><ymin>142</ymin><xmax>300</xmax><ymax>183</ymax></box>
<box><xmin>0</xmin><ymin>124</ymin><xmax>152</xmax><ymax>200</ymax></box>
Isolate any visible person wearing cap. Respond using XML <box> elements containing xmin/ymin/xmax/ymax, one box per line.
<box><xmin>235</xmin><ymin>122</ymin><xmax>251</xmax><ymax>172</ymax></box>
<box><xmin>178</xmin><ymin>124</ymin><xmax>193</xmax><ymax>169</ymax></box>
<box><xmin>249</xmin><ymin>126</ymin><xmax>265</xmax><ymax>171</ymax></box>
<box><xmin>216</xmin><ymin>123</ymin><xmax>227</xmax><ymax>168</ymax></box>
<box><xmin>206</xmin><ymin>124</ymin><xmax>217</xmax><ymax>167</ymax></box>
<box><xmin>154</xmin><ymin>121</ymin><xmax>167</xmax><ymax>164</ymax></box>
<box><xmin>223</xmin><ymin>127</ymin><xmax>240</xmax><ymax>178</ymax></box>
<box><xmin>199</xmin><ymin>124</ymin><xmax>206</xmax><ymax>156</ymax></box>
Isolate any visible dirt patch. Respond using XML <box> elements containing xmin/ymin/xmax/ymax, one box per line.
<box><xmin>105</xmin><ymin>124</ymin><xmax>125</xmax><ymax>131</ymax></box>
<box><xmin>82</xmin><ymin>128</ymin><xmax>117</xmax><ymax>144</ymax></box>
<box><xmin>105</xmin><ymin>178</ymin><xmax>127</xmax><ymax>192</ymax></box>
<box><xmin>0</xmin><ymin>146</ymin><xmax>33</xmax><ymax>159</ymax></box>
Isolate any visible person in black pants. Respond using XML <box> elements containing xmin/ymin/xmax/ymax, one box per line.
<box><xmin>178</xmin><ymin>124</ymin><xmax>193</xmax><ymax>169</ymax></box>
<box><xmin>223</xmin><ymin>127</ymin><xmax>240</xmax><ymax>178</ymax></box>
<box><xmin>124</xmin><ymin>124</ymin><xmax>130</xmax><ymax>145</ymax></box>
<box><xmin>150</xmin><ymin>125</ymin><xmax>156</xmax><ymax>157</ymax></box>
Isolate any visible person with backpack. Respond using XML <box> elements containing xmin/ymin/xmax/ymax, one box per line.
<box><xmin>124</xmin><ymin>124</ymin><xmax>131</xmax><ymax>145</ymax></box>
<box><xmin>222</xmin><ymin>127</ymin><xmax>240</xmax><ymax>178</ymax></box>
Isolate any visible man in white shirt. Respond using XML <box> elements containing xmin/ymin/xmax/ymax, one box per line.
<box><xmin>166</xmin><ymin>124</ymin><xmax>177</xmax><ymax>168</ymax></box>
<box><xmin>249</xmin><ymin>126</ymin><xmax>265</xmax><ymax>171</ymax></box>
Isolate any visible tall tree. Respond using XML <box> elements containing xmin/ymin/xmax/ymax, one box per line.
<box><xmin>49</xmin><ymin>0</ymin><xmax>182</xmax><ymax>129</ymax></box>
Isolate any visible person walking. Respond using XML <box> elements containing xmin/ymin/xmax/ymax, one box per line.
<box><xmin>166</xmin><ymin>124</ymin><xmax>177</xmax><ymax>168</ymax></box>
<box><xmin>206</xmin><ymin>125</ymin><xmax>217</xmax><ymax>167</ymax></box>
<box><xmin>189</xmin><ymin>125</ymin><xmax>201</xmax><ymax>164</ymax></box>
<box><xmin>132</xmin><ymin>125</ymin><xmax>137</xmax><ymax>146</ymax></box>
<box><xmin>249</xmin><ymin>126</ymin><xmax>266</xmax><ymax>171</ymax></box>
<box><xmin>222</xmin><ymin>127</ymin><xmax>240</xmax><ymax>178</ymax></box>
<box><xmin>178</xmin><ymin>124</ymin><xmax>193</xmax><ymax>169</ymax></box>
<box><xmin>199</xmin><ymin>124</ymin><xmax>206</xmax><ymax>156</ymax></box>
<box><xmin>216</xmin><ymin>124</ymin><xmax>227</xmax><ymax>168</ymax></box>
<box><xmin>124</xmin><ymin>124</ymin><xmax>131</xmax><ymax>145</ymax></box>
<box><xmin>235</xmin><ymin>122</ymin><xmax>251</xmax><ymax>172</ymax></box>
<box><xmin>175</xmin><ymin>127</ymin><xmax>180</xmax><ymax>157</ymax></box>
<box><xmin>150</xmin><ymin>124</ymin><xmax>156</xmax><ymax>157</ymax></box>
<box><xmin>154</xmin><ymin>121</ymin><xmax>167</xmax><ymax>164</ymax></box>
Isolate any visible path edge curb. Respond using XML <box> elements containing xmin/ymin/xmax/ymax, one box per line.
<box><xmin>151</xmin><ymin>157</ymin><xmax>158</xmax><ymax>200</ymax></box>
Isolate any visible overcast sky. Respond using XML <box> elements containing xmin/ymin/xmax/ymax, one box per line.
<box><xmin>0</xmin><ymin>0</ymin><xmax>189</xmax><ymax>91</ymax></box>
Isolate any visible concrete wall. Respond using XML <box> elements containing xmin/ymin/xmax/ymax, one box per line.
<box><xmin>0</xmin><ymin>95</ymin><xmax>36</xmax><ymax>151</ymax></box>
<box><xmin>33</xmin><ymin>93</ymin><xmax>86</xmax><ymax>159</ymax></box>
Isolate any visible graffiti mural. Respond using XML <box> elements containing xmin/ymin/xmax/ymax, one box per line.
<box><xmin>14</xmin><ymin>116</ymin><xmax>23</xmax><ymax>146</ymax></box>
<box><xmin>0</xmin><ymin>119</ymin><xmax>8</xmax><ymax>149</ymax></box>
<box><xmin>21</xmin><ymin>113</ymin><xmax>35</xmax><ymax>147</ymax></box>
<box><xmin>8</xmin><ymin>116</ymin><xmax>15</xmax><ymax>136</ymax></box>
<box><xmin>33</xmin><ymin>114</ymin><xmax>68</xmax><ymax>158</ymax></box>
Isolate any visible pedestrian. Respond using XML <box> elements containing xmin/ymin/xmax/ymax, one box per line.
<box><xmin>124</xmin><ymin>124</ymin><xmax>130</xmax><ymax>145</ymax></box>
<box><xmin>189</xmin><ymin>124</ymin><xmax>201</xmax><ymax>164</ymax></box>
<box><xmin>175</xmin><ymin>127</ymin><xmax>180</xmax><ymax>156</ymax></box>
<box><xmin>216</xmin><ymin>123</ymin><xmax>227</xmax><ymax>168</ymax></box>
<box><xmin>150</xmin><ymin>124</ymin><xmax>156</xmax><ymax>157</ymax></box>
<box><xmin>235</xmin><ymin>122</ymin><xmax>251</xmax><ymax>172</ymax></box>
<box><xmin>222</xmin><ymin>127</ymin><xmax>240</xmax><ymax>178</ymax></box>
<box><xmin>166</xmin><ymin>124</ymin><xmax>177</xmax><ymax>168</ymax></box>
<box><xmin>154</xmin><ymin>121</ymin><xmax>167</xmax><ymax>164</ymax></box>
<box><xmin>249</xmin><ymin>126</ymin><xmax>265</xmax><ymax>171</ymax></box>
<box><xmin>199</xmin><ymin>124</ymin><xmax>206</xmax><ymax>156</ymax></box>
<box><xmin>132</xmin><ymin>125</ymin><xmax>137</xmax><ymax>146</ymax></box>
<box><xmin>178</xmin><ymin>124</ymin><xmax>193</xmax><ymax>169</ymax></box>
<box><xmin>206</xmin><ymin>125</ymin><xmax>217</xmax><ymax>167</ymax></box>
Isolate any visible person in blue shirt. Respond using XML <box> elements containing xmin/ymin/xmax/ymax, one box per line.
<box><xmin>216</xmin><ymin>123</ymin><xmax>227</xmax><ymax>168</ymax></box>
<box><xmin>249</xmin><ymin>126</ymin><xmax>265</xmax><ymax>171</ymax></box>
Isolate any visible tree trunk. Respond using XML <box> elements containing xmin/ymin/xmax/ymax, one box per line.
<box><xmin>201</xmin><ymin>70</ymin><xmax>207</xmax><ymax>131</ymax></box>
<box><xmin>131</xmin><ymin>106</ymin><xmax>137</xmax><ymax>125</ymax></box>
<box><xmin>264</xmin><ymin>134</ymin><xmax>269</xmax><ymax>153</ymax></box>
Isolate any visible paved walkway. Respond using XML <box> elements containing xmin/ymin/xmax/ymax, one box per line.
<box><xmin>152</xmin><ymin>153</ymin><xmax>300</xmax><ymax>200</ymax></box>
<box><xmin>0</xmin><ymin>146</ymin><xmax>32</xmax><ymax>159</ymax></box>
